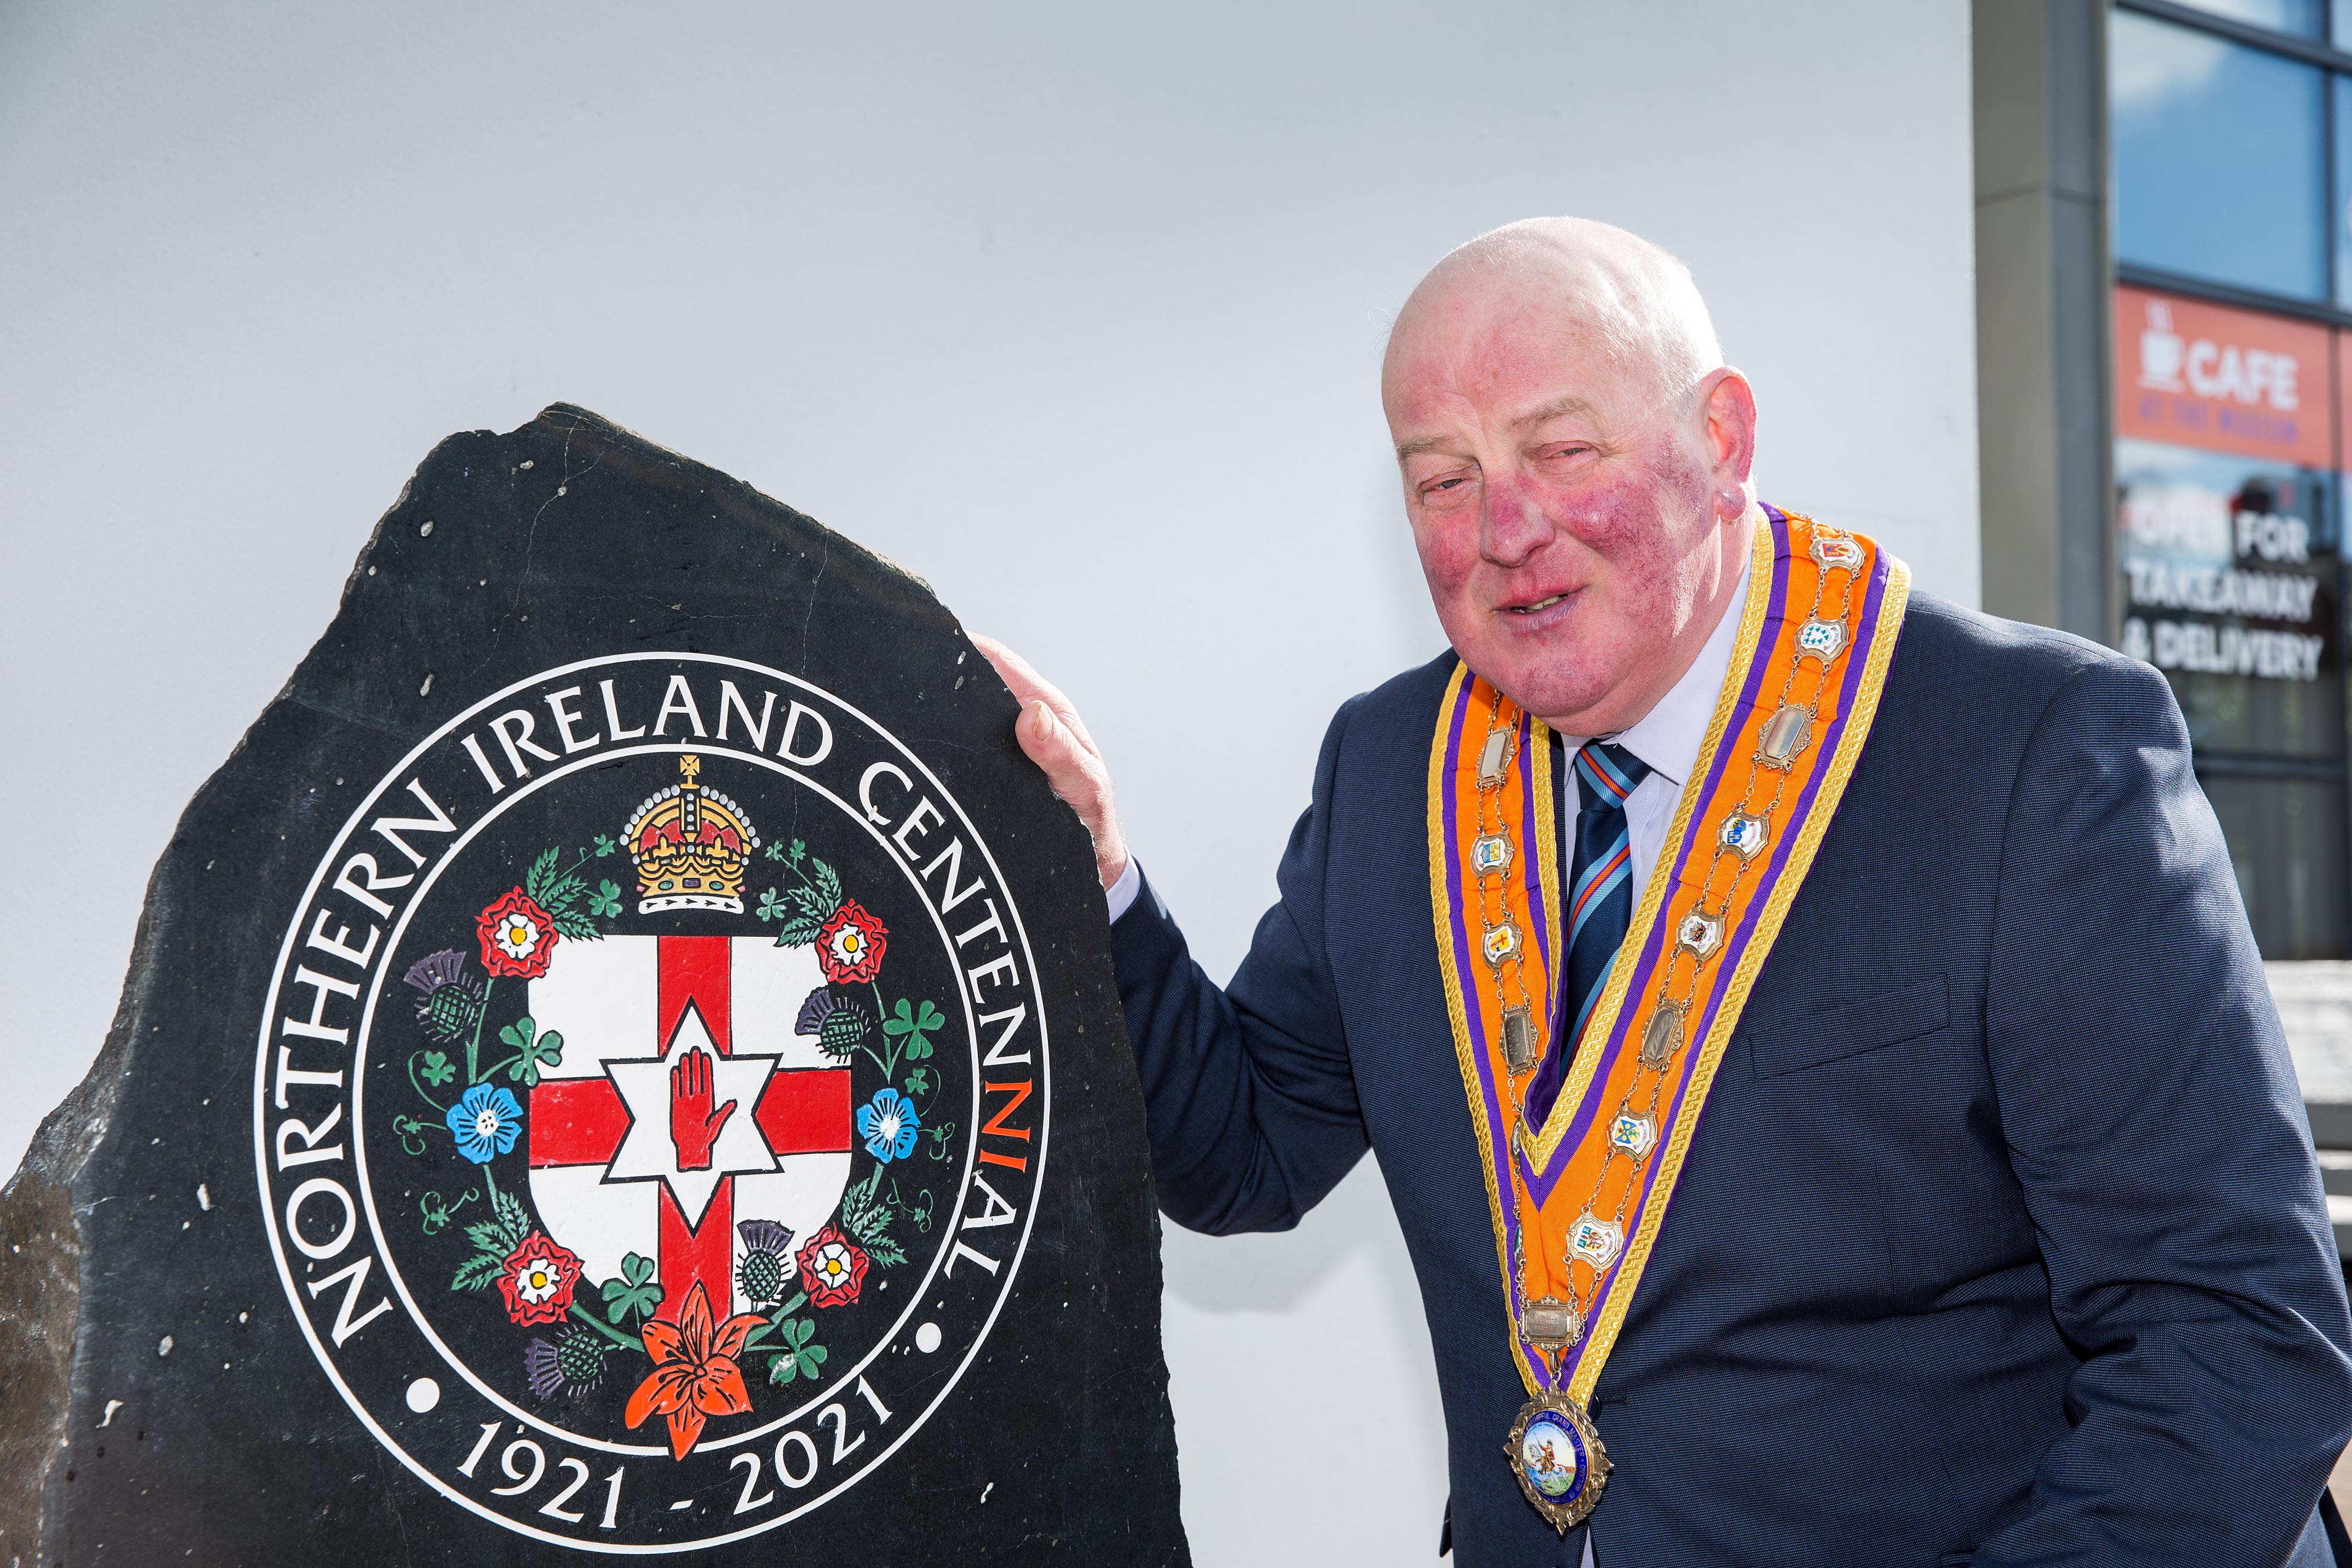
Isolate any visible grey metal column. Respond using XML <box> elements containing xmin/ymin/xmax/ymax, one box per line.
<box><xmin>1973</xmin><ymin>0</ymin><xmax>2113</xmax><ymax>641</ymax></box>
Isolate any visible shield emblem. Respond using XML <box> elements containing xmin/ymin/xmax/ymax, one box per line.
<box><xmin>524</xmin><ymin>935</ymin><xmax>854</xmax><ymax>1322</ymax></box>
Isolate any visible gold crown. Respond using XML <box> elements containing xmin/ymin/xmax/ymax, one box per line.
<box><xmin>623</xmin><ymin>754</ymin><xmax>760</xmax><ymax>914</ymax></box>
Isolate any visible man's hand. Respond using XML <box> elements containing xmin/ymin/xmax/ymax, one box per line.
<box><xmin>667</xmin><ymin>1046</ymin><xmax>736</xmax><ymax>1171</ymax></box>
<box><xmin>971</xmin><ymin>634</ymin><xmax>1130</xmax><ymax>892</ymax></box>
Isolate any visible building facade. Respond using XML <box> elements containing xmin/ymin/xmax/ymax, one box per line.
<box><xmin>1980</xmin><ymin>0</ymin><xmax>2352</xmax><ymax>958</ymax></box>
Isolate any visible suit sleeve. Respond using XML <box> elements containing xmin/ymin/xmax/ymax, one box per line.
<box><xmin>1975</xmin><ymin>656</ymin><xmax>2352</xmax><ymax>1568</ymax></box>
<box><xmin>1107</xmin><ymin>697</ymin><xmax>1370</xmax><ymax>1235</ymax></box>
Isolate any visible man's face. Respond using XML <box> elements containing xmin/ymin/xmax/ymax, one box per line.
<box><xmin>1385</xmin><ymin>282</ymin><xmax>1734</xmax><ymax>733</ymax></box>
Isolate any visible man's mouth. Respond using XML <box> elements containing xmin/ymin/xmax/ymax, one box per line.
<box><xmin>1505</xmin><ymin>591</ymin><xmax>1571</xmax><ymax>616</ymax></box>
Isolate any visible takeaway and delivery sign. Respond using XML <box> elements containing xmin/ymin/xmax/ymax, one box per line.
<box><xmin>2114</xmin><ymin>285</ymin><xmax>2331</xmax><ymax>467</ymax></box>
<box><xmin>2113</xmin><ymin>287</ymin><xmax>2338</xmax><ymax>688</ymax></box>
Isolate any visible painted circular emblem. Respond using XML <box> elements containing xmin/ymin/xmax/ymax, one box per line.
<box><xmin>253</xmin><ymin>654</ymin><xmax>1048</xmax><ymax>1551</ymax></box>
<box><xmin>1517</xmin><ymin>1408</ymin><xmax>1586</xmax><ymax>1502</ymax></box>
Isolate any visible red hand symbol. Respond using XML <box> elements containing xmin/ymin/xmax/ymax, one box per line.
<box><xmin>668</xmin><ymin>1046</ymin><xmax>737</xmax><ymax>1171</ymax></box>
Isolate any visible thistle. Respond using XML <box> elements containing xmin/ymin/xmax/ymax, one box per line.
<box><xmin>736</xmin><ymin>1219</ymin><xmax>796</xmax><ymax>1305</ymax></box>
<box><xmin>523</xmin><ymin>1328</ymin><xmax>610</xmax><ymax>1399</ymax></box>
<box><xmin>795</xmin><ymin>987</ymin><xmax>868</xmax><ymax>1062</ymax></box>
<box><xmin>405</xmin><ymin>949</ymin><xmax>484</xmax><ymax>1044</ymax></box>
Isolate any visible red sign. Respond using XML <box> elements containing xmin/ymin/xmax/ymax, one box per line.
<box><xmin>2114</xmin><ymin>286</ymin><xmax>2331</xmax><ymax>467</ymax></box>
<box><xmin>2338</xmin><ymin>330</ymin><xmax>2352</xmax><ymax>471</ymax></box>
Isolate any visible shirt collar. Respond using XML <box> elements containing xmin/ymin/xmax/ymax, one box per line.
<box><xmin>1559</xmin><ymin>541</ymin><xmax>1753</xmax><ymax>790</ymax></box>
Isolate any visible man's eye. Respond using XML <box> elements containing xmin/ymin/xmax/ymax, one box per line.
<box><xmin>1425</xmin><ymin>476</ymin><xmax>1472</xmax><ymax>494</ymax></box>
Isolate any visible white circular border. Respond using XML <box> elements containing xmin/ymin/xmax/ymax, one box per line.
<box><xmin>252</xmin><ymin>652</ymin><xmax>1052</xmax><ymax>1552</ymax></box>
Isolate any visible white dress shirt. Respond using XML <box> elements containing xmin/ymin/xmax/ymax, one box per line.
<box><xmin>1553</xmin><ymin>541</ymin><xmax>1752</xmax><ymax>910</ymax></box>
<box><xmin>1107</xmin><ymin>542</ymin><xmax>1752</xmax><ymax>924</ymax></box>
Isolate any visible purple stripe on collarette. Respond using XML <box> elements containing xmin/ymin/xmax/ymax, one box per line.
<box><xmin>1520</xmin><ymin>512</ymin><xmax>1795</xmax><ymax>1203</ymax></box>
<box><xmin>1522</xmin><ymin>714</ymin><xmax>1553</xmax><ymax>983</ymax></box>
<box><xmin>1444</xmin><ymin>678</ymin><xmax>1545</xmax><ymax>1376</ymax></box>
<box><xmin>1561</xmin><ymin>538</ymin><xmax>1892</xmax><ymax>1385</ymax></box>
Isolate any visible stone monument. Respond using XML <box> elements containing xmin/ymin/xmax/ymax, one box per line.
<box><xmin>0</xmin><ymin>406</ymin><xmax>1188</xmax><ymax>1564</ymax></box>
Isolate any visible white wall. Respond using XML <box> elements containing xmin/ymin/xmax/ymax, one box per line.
<box><xmin>0</xmin><ymin>4</ymin><xmax>1976</xmax><ymax>1561</ymax></box>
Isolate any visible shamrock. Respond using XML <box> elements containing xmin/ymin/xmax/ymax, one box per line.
<box><xmin>588</xmin><ymin>880</ymin><xmax>623</xmax><ymax>919</ymax></box>
<box><xmin>883</xmin><ymin>998</ymin><xmax>945</xmax><ymax>1061</ymax></box>
<box><xmin>903</xmin><ymin>1065</ymin><xmax>930</xmax><ymax>1096</ymax></box>
<box><xmin>755</xmin><ymin>887</ymin><xmax>787</xmax><ymax>922</ymax></box>
<box><xmin>499</xmin><ymin>1017</ymin><xmax>566</xmax><ymax>1086</ymax></box>
<box><xmin>602</xmin><ymin>1251</ymin><xmax>663</xmax><ymax>1324</ymax></box>
<box><xmin>766</xmin><ymin>1317</ymin><xmax>827</xmax><ymax>1385</ymax></box>
<box><xmin>592</xmin><ymin>834</ymin><xmax>617</xmax><ymax>857</ymax></box>
<box><xmin>418</xmin><ymin>1050</ymin><xmax>456</xmax><ymax>1087</ymax></box>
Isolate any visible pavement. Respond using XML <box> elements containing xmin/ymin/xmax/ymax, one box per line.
<box><xmin>2276</xmin><ymin>961</ymin><xmax>2352</xmax><ymax>1106</ymax></box>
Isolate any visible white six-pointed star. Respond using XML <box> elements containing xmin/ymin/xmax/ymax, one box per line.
<box><xmin>602</xmin><ymin>1002</ymin><xmax>782</xmax><ymax>1225</ymax></box>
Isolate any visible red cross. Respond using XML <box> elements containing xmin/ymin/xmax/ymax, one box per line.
<box><xmin>526</xmin><ymin>936</ymin><xmax>853</xmax><ymax>1322</ymax></box>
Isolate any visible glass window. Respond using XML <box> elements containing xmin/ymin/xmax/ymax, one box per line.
<box><xmin>2334</xmin><ymin>76</ymin><xmax>2352</xmax><ymax>303</ymax></box>
<box><xmin>2113</xmin><ymin>286</ymin><xmax>2348</xmax><ymax>958</ymax></box>
<box><xmin>2173</xmin><ymin>0</ymin><xmax>2323</xmax><ymax>37</ymax></box>
<box><xmin>2113</xmin><ymin>10</ymin><xmax>2326</xmax><ymax>300</ymax></box>
<box><xmin>2199</xmin><ymin>774</ymin><xmax>2349</xmax><ymax>957</ymax></box>
<box><xmin>2115</xmin><ymin>287</ymin><xmax>2340</xmax><ymax>763</ymax></box>
<box><xmin>2117</xmin><ymin>440</ymin><xmax>2341</xmax><ymax>757</ymax></box>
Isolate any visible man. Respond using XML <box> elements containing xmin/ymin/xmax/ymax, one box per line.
<box><xmin>978</xmin><ymin>219</ymin><xmax>2352</xmax><ymax>1566</ymax></box>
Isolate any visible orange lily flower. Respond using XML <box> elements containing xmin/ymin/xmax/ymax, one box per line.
<box><xmin>624</xmin><ymin>1281</ymin><xmax>767</xmax><ymax>1459</ymax></box>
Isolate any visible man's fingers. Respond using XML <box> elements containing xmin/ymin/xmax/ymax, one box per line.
<box><xmin>971</xmin><ymin>633</ymin><xmax>1102</xmax><ymax>758</ymax></box>
<box><xmin>1015</xmin><ymin>700</ymin><xmax>1105</xmax><ymax>813</ymax></box>
<box><xmin>970</xmin><ymin>633</ymin><xmax>1041</xmax><ymax>700</ymax></box>
<box><xmin>1020</xmin><ymin>700</ymin><xmax>1131</xmax><ymax>889</ymax></box>
<box><xmin>975</xmin><ymin>637</ymin><xmax>1130</xmax><ymax>892</ymax></box>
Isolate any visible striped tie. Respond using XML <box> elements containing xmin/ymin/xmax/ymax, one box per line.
<box><xmin>1527</xmin><ymin>740</ymin><xmax>1652</xmax><ymax>1127</ymax></box>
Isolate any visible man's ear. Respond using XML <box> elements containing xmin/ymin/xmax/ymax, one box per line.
<box><xmin>1699</xmin><ymin>367</ymin><xmax>1758</xmax><ymax>493</ymax></box>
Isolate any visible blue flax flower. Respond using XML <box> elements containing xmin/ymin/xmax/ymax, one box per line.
<box><xmin>856</xmin><ymin>1088</ymin><xmax>920</xmax><ymax>1163</ymax></box>
<box><xmin>449</xmin><ymin>1084</ymin><xmax>524</xmax><ymax>1164</ymax></box>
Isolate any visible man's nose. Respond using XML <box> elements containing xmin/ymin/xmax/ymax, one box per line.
<box><xmin>1479</xmin><ymin>485</ymin><xmax>1553</xmax><ymax>567</ymax></box>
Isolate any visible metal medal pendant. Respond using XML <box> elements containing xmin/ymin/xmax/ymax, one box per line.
<box><xmin>1518</xmin><ymin>1294</ymin><xmax>1582</xmax><ymax>1352</ymax></box>
<box><xmin>1500</xmin><ymin>1004</ymin><xmax>1538</xmax><ymax>1074</ymax></box>
<box><xmin>1506</xmin><ymin>1389</ymin><xmax>1612</xmax><ymax>1533</ymax></box>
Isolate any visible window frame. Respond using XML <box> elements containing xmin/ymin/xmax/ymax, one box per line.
<box><xmin>2115</xmin><ymin>1</ymin><xmax>2334</xmax><ymax>302</ymax></box>
<box><xmin>2114</xmin><ymin>0</ymin><xmax>2352</xmax><ymax>956</ymax></box>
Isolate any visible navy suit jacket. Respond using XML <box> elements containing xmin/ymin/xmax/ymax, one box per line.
<box><xmin>1112</xmin><ymin>590</ymin><xmax>2352</xmax><ymax>1566</ymax></box>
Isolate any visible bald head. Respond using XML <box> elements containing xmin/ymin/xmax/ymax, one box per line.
<box><xmin>1384</xmin><ymin>216</ymin><xmax>1757</xmax><ymax>737</ymax></box>
<box><xmin>1384</xmin><ymin>218</ymin><xmax>1723</xmax><ymax>423</ymax></box>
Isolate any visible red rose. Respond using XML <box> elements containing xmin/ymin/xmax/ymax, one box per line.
<box><xmin>477</xmin><ymin>887</ymin><xmax>559</xmax><ymax>980</ymax></box>
<box><xmin>813</xmin><ymin>900</ymin><xmax>887</xmax><ymax>985</ymax></box>
<box><xmin>497</xmin><ymin>1232</ymin><xmax>583</xmax><ymax>1326</ymax></box>
<box><xmin>794</xmin><ymin>1222</ymin><xmax>870</xmax><ymax>1309</ymax></box>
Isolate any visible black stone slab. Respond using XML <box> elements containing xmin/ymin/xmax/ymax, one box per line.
<box><xmin>0</xmin><ymin>406</ymin><xmax>1187</xmax><ymax>1566</ymax></box>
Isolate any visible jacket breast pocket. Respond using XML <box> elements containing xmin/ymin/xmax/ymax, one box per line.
<box><xmin>1748</xmin><ymin>976</ymin><xmax>1952</xmax><ymax>1079</ymax></box>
